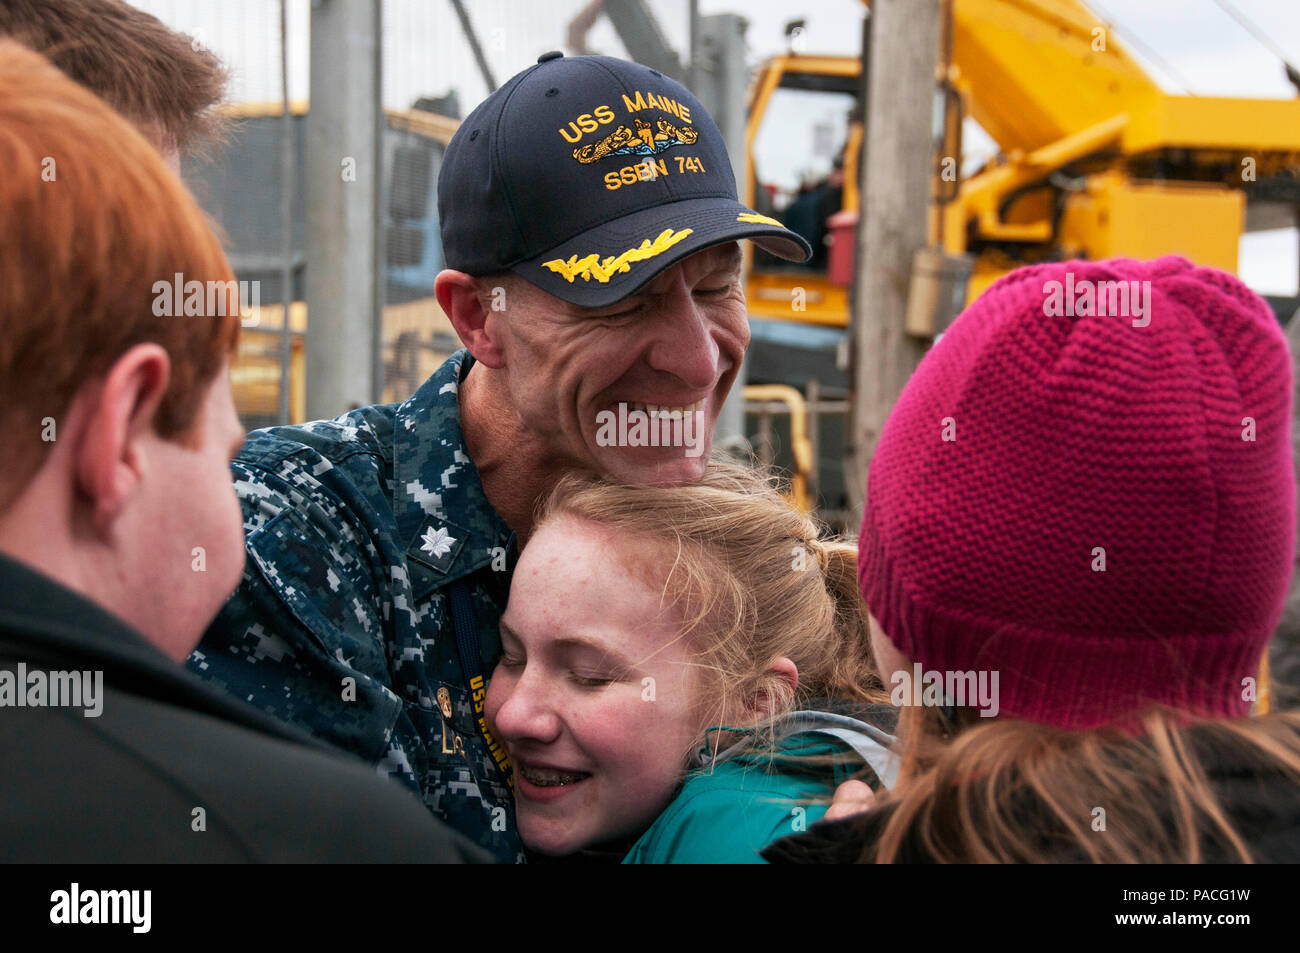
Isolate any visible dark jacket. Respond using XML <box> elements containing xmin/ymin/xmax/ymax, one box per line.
<box><xmin>0</xmin><ymin>553</ymin><xmax>488</xmax><ymax>862</ymax></box>
<box><xmin>762</xmin><ymin>717</ymin><xmax>1300</xmax><ymax>864</ymax></box>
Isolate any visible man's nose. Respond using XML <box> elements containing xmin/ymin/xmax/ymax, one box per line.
<box><xmin>643</xmin><ymin>287</ymin><xmax>724</xmax><ymax>392</ymax></box>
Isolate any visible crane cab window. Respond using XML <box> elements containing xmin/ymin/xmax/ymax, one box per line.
<box><xmin>751</xmin><ymin>71</ymin><xmax>859</xmax><ymax>273</ymax></box>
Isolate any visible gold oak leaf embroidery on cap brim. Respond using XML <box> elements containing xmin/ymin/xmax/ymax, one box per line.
<box><xmin>737</xmin><ymin>212</ymin><xmax>785</xmax><ymax>227</ymax></box>
<box><xmin>542</xmin><ymin>228</ymin><xmax>694</xmax><ymax>284</ymax></box>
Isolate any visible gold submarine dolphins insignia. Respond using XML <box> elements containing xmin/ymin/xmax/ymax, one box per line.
<box><xmin>572</xmin><ymin>117</ymin><xmax>699</xmax><ymax>164</ymax></box>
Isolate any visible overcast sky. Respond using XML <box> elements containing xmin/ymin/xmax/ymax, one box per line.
<box><xmin>134</xmin><ymin>0</ymin><xmax>1299</xmax><ymax>295</ymax></box>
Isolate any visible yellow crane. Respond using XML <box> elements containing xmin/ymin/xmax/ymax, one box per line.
<box><xmin>744</xmin><ymin>0</ymin><xmax>1300</xmax><ymax>328</ymax></box>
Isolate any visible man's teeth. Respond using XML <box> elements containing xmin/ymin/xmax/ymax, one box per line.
<box><xmin>625</xmin><ymin>399</ymin><xmax>705</xmax><ymax>420</ymax></box>
<box><xmin>520</xmin><ymin>765</ymin><xmax>591</xmax><ymax>787</ymax></box>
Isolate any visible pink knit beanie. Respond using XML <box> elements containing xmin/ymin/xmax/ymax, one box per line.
<box><xmin>860</xmin><ymin>256</ymin><xmax>1295</xmax><ymax>729</ymax></box>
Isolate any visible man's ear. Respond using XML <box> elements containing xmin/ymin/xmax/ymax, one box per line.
<box><xmin>435</xmin><ymin>269</ymin><xmax>507</xmax><ymax>369</ymax></box>
<box><xmin>75</xmin><ymin>343</ymin><xmax>171</xmax><ymax>532</ymax></box>
<box><xmin>743</xmin><ymin>657</ymin><xmax>799</xmax><ymax>723</ymax></box>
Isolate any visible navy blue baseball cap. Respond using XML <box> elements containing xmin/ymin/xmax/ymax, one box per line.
<box><xmin>437</xmin><ymin>52</ymin><xmax>811</xmax><ymax>308</ymax></box>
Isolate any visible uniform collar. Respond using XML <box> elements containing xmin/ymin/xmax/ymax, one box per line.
<box><xmin>392</xmin><ymin>350</ymin><xmax>517</xmax><ymax>593</ymax></box>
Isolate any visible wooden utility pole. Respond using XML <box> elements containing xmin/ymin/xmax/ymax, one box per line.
<box><xmin>847</xmin><ymin>0</ymin><xmax>942</xmax><ymax>521</ymax></box>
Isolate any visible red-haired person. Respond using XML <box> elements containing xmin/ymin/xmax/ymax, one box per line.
<box><xmin>765</xmin><ymin>257</ymin><xmax>1300</xmax><ymax>863</ymax></box>
<box><xmin>0</xmin><ymin>40</ymin><xmax>481</xmax><ymax>862</ymax></box>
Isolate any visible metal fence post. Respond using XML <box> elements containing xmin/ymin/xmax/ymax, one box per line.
<box><xmin>305</xmin><ymin>0</ymin><xmax>381</xmax><ymax>420</ymax></box>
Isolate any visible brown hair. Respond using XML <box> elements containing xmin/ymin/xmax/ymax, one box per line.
<box><xmin>0</xmin><ymin>40</ymin><xmax>240</xmax><ymax>512</ymax></box>
<box><xmin>537</xmin><ymin>458</ymin><xmax>887</xmax><ymax>755</ymax></box>
<box><xmin>864</xmin><ymin>703</ymin><xmax>1300</xmax><ymax>863</ymax></box>
<box><xmin>0</xmin><ymin>0</ymin><xmax>227</xmax><ymax>152</ymax></box>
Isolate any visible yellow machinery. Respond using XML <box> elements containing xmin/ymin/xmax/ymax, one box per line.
<box><xmin>743</xmin><ymin>384</ymin><xmax>815</xmax><ymax>512</ymax></box>
<box><xmin>745</xmin><ymin>0</ymin><xmax>1300</xmax><ymax>327</ymax></box>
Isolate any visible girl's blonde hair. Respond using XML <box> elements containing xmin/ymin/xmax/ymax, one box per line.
<box><xmin>865</xmin><ymin>702</ymin><xmax>1300</xmax><ymax>863</ymax></box>
<box><xmin>535</xmin><ymin>458</ymin><xmax>885</xmax><ymax>751</ymax></box>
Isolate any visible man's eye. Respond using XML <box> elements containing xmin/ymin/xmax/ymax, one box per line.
<box><xmin>598</xmin><ymin>305</ymin><xmax>641</xmax><ymax>320</ymax></box>
<box><xmin>497</xmin><ymin>654</ymin><xmax>524</xmax><ymax>669</ymax></box>
<box><xmin>696</xmin><ymin>284</ymin><xmax>733</xmax><ymax>297</ymax></box>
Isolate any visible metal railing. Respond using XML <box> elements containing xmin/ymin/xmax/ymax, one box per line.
<box><xmin>745</xmin><ymin>379</ymin><xmax>852</xmax><ymax>532</ymax></box>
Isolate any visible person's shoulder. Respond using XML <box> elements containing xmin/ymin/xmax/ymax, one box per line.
<box><xmin>3</xmin><ymin>683</ymin><xmax>488</xmax><ymax>863</ymax></box>
<box><xmin>761</xmin><ymin>805</ymin><xmax>894</xmax><ymax>864</ymax></box>
<box><xmin>237</xmin><ymin>402</ymin><xmax>399</xmax><ymax>472</ymax></box>
<box><xmin>152</xmin><ymin>694</ymin><xmax>490</xmax><ymax>862</ymax></box>
<box><xmin>1187</xmin><ymin>712</ymin><xmax>1300</xmax><ymax>862</ymax></box>
<box><xmin>624</xmin><ymin>746</ymin><xmax>838</xmax><ymax>864</ymax></box>
<box><xmin>775</xmin><ymin>705</ymin><xmax>899</xmax><ymax>789</ymax></box>
<box><xmin>763</xmin><ymin>714</ymin><xmax>1300</xmax><ymax>865</ymax></box>
<box><xmin>230</xmin><ymin>350</ymin><xmax>472</xmax><ymax>503</ymax></box>
<box><xmin>227</xmin><ymin>403</ymin><xmax>411</xmax><ymax>542</ymax></box>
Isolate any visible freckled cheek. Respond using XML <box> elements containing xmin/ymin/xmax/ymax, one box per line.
<box><xmin>561</xmin><ymin>697</ymin><xmax>635</xmax><ymax>764</ymax></box>
<box><xmin>601</xmin><ymin>735</ymin><xmax>691</xmax><ymax>823</ymax></box>
<box><xmin>585</xmin><ymin>697</ymin><xmax>692</xmax><ymax>783</ymax></box>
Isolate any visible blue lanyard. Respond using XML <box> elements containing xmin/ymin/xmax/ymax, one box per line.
<box><xmin>447</xmin><ymin>578</ymin><xmax>482</xmax><ymax>685</ymax></box>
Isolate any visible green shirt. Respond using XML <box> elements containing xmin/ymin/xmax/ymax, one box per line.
<box><xmin>623</xmin><ymin>734</ymin><xmax>867</xmax><ymax>864</ymax></box>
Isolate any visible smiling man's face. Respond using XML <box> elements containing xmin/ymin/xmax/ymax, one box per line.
<box><xmin>485</xmin><ymin>241</ymin><xmax>747</xmax><ymax>486</ymax></box>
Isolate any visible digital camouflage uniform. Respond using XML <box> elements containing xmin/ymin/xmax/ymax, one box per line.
<box><xmin>188</xmin><ymin>350</ymin><xmax>523</xmax><ymax>862</ymax></box>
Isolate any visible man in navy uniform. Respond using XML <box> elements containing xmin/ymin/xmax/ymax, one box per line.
<box><xmin>190</xmin><ymin>53</ymin><xmax>811</xmax><ymax>862</ymax></box>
